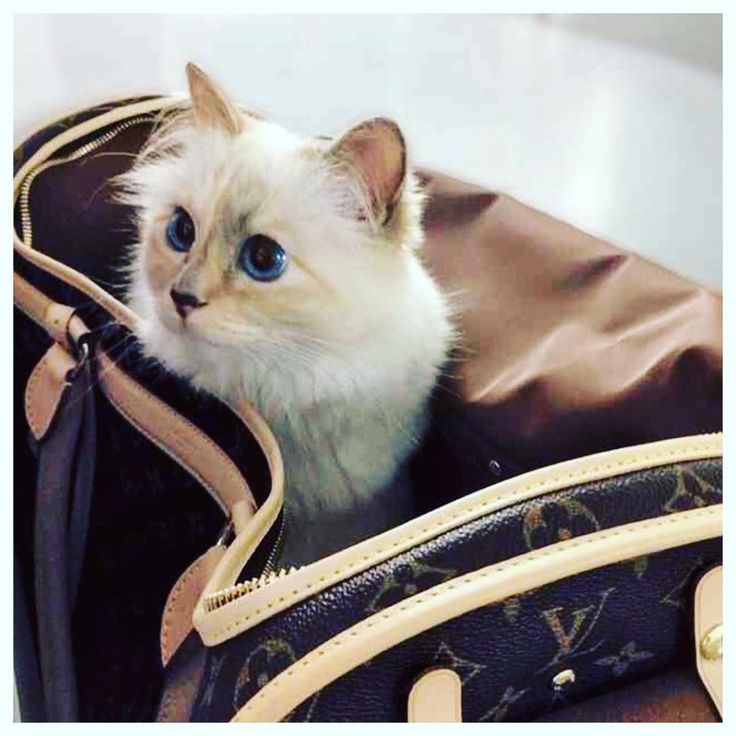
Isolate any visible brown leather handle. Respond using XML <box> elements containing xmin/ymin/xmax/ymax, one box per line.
<box><xmin>16</xmin><ymin>274</ymin><xmax>257</xmax><ymax>523</ymax></box>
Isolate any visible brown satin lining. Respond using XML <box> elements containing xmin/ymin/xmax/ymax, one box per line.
<box><xmin>421</xmin><ymin>171</ymin><xmax>722</xmax><ymax>469</ymax></box>
<box><xmin>15</xmin><ymin>115</ymin><xmax>722</xmax><ymax>481</ymax></box>
<box><xmin>13</xmin><ymin>102</ymin><xmax>721</xmax><ymax>724</ymax></box>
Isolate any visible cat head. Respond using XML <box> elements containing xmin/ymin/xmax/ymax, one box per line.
<box><xmin>120</xmin><ymin>64</ymin><xmax>449</xmax><ymax>413</ymax></box>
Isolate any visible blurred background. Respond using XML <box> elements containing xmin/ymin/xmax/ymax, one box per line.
<box><xmin>13</xmin><ymin>13</ymin><xmax>722</xmax><ymax>287</ymax></box>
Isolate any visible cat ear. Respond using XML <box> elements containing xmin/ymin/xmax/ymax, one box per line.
<box><xmin>185</xmin><ymin>62</ymin><xmax>244</xmax><ymax>136</ymax></box>
<box><xmin>330</xmin><ymin>118</ymin><xmax>406</xmax><ymax>224</ymax></box>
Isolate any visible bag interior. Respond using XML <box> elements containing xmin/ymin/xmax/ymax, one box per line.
<box><xmin>13</xmin><ymin>105</ymin><xmax>723</xmax><ymax>720</ymax></box>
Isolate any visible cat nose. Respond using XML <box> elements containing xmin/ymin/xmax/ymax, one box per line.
<box><xmin>170</xmin><ymin>288</ymin><xmax>207</xmax><ymax>319</ymax></box>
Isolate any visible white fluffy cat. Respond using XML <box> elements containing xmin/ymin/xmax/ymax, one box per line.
<box><xmin>120</xmin><ymin>64</ymin><xmax>454</xmax><ymax>565</ymax></box>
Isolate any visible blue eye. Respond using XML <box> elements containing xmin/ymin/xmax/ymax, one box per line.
<box><xmin>238</xmin><ymin>235</ymin><xmax>287</xmax><ymax>281</ymax></box>
<box><xmin>166</xmin><ymin>207</ymin><xmax>196</xmax><ymax>252</ymax></box>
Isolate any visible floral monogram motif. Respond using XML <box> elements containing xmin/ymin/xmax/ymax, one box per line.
<box><xmin>479</xmin><ymin>686</ymin><xmax>529</xmax><ymax>722</ymax></box>
<box><xmin>433</xmin><ymin>642</ymin><xmax>485</xmax><ymax>685</ymax></box>
<box><xmin>367</xmin><ymin>560</ymin><xmax>455</xmax><ymax>612</ymax></box>
<box><xmin>499</xmin><ymin>590</ymin><xmax>535</xmax><ymax>623</ymax></box>
<box><xmin>595</xmin><ymin>641</ymin><xmax>654</xmax><ymax>676</ymax></box>
<box><xmin>661</xmin><ymin>557</ymin><xmax>704</xmax><ymax>613</ymax></box>
<box><xmin>662</xmin><ymin>466</ymin><xmax>721</xmax><ymax>513</ymax></box>
<box><xmin>232</xmin><ymin>638</ymin><xmax>296</xmax><ymax>712</ymax></box>
<box><xmin>523</xmin><ymin>497</ymin><xmax>601</xmax><ymax>550</ymax></box>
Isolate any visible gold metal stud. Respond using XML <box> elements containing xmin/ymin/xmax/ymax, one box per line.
<box><xmin>700</xmin><ymin>623</ymin><xmax>723</xmax><ymax>661</ymax></box>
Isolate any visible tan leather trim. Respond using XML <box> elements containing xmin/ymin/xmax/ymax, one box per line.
<box><xmin>24</xmin><ymin>343</ymin><xmax>77</xmax><ymax>440</ymax></box>
<box><xmin>15</xmin><ymin>99</ymin><xmax>287</xmax><ymax>653</ymax></box>
<box><xmin>161</xmin><ymin>544</ymin><xmax>226</xmax><ymax>667</ymax></box>
<box><xmin>15</xmin><ymin>274</ymin><xmax>258</xmax><ymax>519</ymax></box>
<box><xmin>408</xmin><ymin>669</ymin><xmax>462</xmax><ymax>723</ymax></box>
<box><xmin>14</xmin><ymin>273</ymin><xmax>76</xmax><ymax>344</ymax></box>
<box><xmin>96</xmin><ymin>351</ymin><xmax>256</xmax><ymax>519</ymax></box>
<box><xmin>14</xmin><ymin>96</ymin><xmax>182</xmax><ymax>330</ymax></box>
<box><xmin>233</xmin><ymin>505</ymin><xmax>722</xmax><ymax>722</ymax></box>
<box><xmin>192</xmin><ymin>399</ymin><xmax>285</xmax><ymax>626</ymax></box>
<box><xmin>15</xmin><ymin>245</ymin><xmax>137</xmax><ymax>329</ymax></box>
<box><xmin>13</xmin><ymin>96</ymin><xmax>181</xmax><ymax>193</ymax></box>
<box><xmin>694</xmin><ymin>565</ymin><xmax>722</xmax><ymax>717</ymax></box>
<box><xmin>14</xmin><ymin>93</ymin><xmax>177</xmax><ymax>151</ymax></box>
<box><xmin>197</xmin><ymin>433</ymin><xmax>721</xmax><ymax>645</ymax></box>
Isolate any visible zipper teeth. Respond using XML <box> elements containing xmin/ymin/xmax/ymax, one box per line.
<box><xmin>18</xmin><ymin>114</ymin><xmax>154</xmax><ymax>248</ymax></box>
<box><xmin>17</xmin><ymin>107</ymin><xmax>294</xmax><ymax>617</ymax></box>
<box><xmin>203</xmin><ymin>565</ymin><xmax>302</xmax><ymax>613</ymax></box>
<box><xmin>260</xmin><ymin>512</ymin><xmax>286</xmax><ymax>577</ymax></box>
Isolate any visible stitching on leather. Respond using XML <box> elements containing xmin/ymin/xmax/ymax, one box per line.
<box><xmin>99</xmin><ymin>355</ymin><xmax>254</xmax><ymax>512</ymax></box>
<box><xmin>17</xmin><ymin>245</ymin><xmax>135</xmax><ymax>327</ymax></box>
<box><xmin>14</xmin><ymin>281</ymin><xmax>255</xmax><ymax>512</ymax></box>
<box><xmin>24</xmin><ymin>350</ymin><xmax>63</xmax><ymax>439</ymax></box>
<box><xmin>694</xmin><ymin>567</ymin><xmax>722</xmax><ymax>713</ymax></box>
<box><xmin>13</xmin><ymin>97</ymin><xmax>175</xmax><ymax>329</ymax></box>
<box><xmin>209</xmin><ymin>441</ymin><xmax>721</xmax><ymax>639</ymax></box>
<box><xmin>238</xmin><ymin>505</ymin><xmax>721</xmax><ymax>717</ymax></box>
<box><xmin>103</xmin><ymin>385</ymin><xmax>231</xmax><ymax>513</ymax></box>
<box><xmin>24</xmin><ymin>351</ymin><xmax>49</xmax><ymax>438</ymax></box>
<box><xmin>162</xmin><ymin>553</ymin><xmax>208</xmax><ymax>663</ymax></box>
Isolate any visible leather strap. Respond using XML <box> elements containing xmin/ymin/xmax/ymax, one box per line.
<box><xmin>160</xmin><ymin>545</ymin><xmax>226</xmax><ymax>667</ymax></box>
<box><xmin>17</xmin><ymin>275</ymin><xmax>257</xmax><ymax>523</ymax></box>
<box><xmin>16</xmin><ymin>276</ymin><xmax>268</xmax><ymax>682</ymax></box>
<box><xmin>24</xmin><ymin>343</ymin><xmax>77</xmax><ymax>441</ymax></box>
<box><xmin>408</xmin><ymin>668</ymin><xmax>462</xmax><ymax>722</ymax></box>
<box><xmin>694</xmin><ymin>566</ymin><xmax>722</xmax><ymax>717</ymax></box>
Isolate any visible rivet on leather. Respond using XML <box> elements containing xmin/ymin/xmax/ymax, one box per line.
<box><xmin>694</xmin><ymin>565</ymin><xmax>722</xmax><ymax>717</ymax></box>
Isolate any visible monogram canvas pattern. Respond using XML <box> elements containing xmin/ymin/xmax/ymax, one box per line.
<box><xmin>190</xmin><ymin>460</ymin><xmax>721</xmax><ymax>721</ymax></box>
<box><xmin>286</xmin><ymin>540</ymin><xmax>720</xmax><ymax>722</ymax></box>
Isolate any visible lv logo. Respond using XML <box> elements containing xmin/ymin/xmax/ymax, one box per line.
<box><xmin>536</xmin><ymin>587</ymin><xmax>615</xmax><ymax>672</ymax></box>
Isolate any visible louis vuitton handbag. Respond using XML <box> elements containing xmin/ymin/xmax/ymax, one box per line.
<box><xmin>13</xmin><ymin>96</ymin><xmax>723</xmax><ymax>722</ymax></box>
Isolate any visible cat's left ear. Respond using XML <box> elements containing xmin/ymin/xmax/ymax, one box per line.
<box><xmin>330</xmin><ymin>118</ymin><xmax>406</xmax><ymax>225</ymax></box>
<box><xmin>186</xmin><ymin>62</ymin><xmax>244</xmax><ymax>136</ymax></box>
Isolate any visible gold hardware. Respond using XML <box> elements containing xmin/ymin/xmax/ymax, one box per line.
<box><xmin>700</xmin><ymin>623</ymin><xmax>723</xmax><ymax>661</ymax></box>
<box><xmin>552</xmin><ymin>668</ymin><xmax>576</xmax><ymax>690</ymax></box>
<box><xmin>203</xmin><ymin>565</ymin><xmax>301</xmax><ymax>613</ymax></box>
<box><xmin>18</xmin><ymin>115</ymin><xmax>154</xmax><ymax>248</ymax></box>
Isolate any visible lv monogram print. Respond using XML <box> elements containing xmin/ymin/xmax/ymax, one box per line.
<box><xmin>189</xmin><ymin>460</ymin><xmax>721</xmax><ymax>722</ymax></box>
<box><xmin>232</xmin><ymin>638</ymin><xmax>296</xmax><ymax>712</ymax></box>
<box><xmin>298</xmin><ymin>541</ymin><xmax>718</xmax><ymax>722</ymax></box>
<box><xmin>523</xmin><ymin>497</ymin><xmax>601</xmax><ymax>549</ymax></box>
<box><xmin>662</xmin><ymin>465</ymin><xmax>721</xmax><ymax>513</ymax></box>
<box><xmin>660</xmin><ymin>556</ymin><xmax>705</xmax><ymax>613</ymax></box>
<box><xmin>536</xmin><ymin>587</ymin><xmax>615</xmax><ymax>672</ymax></box>
<box><xmin>432</xmin><ymin>642</ymin><xmax>485</xmax><ymax>685</ymax></box>
<box><xmin>367</xmin><ymin>560</ymin><xmax>456</xmax><ymax>613</ymax></box>
<box><xmin>595</xmin><ymin>642</ymin><xmax>654</xmax><ymax>677</ymax></box>
<box><xmin>479</xmin><ymin>686</ymin><xmax>530</xmax><ymax>722</ymax></box>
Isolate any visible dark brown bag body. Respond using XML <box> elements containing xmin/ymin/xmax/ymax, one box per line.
<box><xmin>13</xmin><ymin>97</ymin><xmax>722</xmax><ymax>722</ymax></box>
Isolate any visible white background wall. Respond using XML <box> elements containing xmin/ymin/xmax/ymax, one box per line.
<box><xmin>14</xmin><ymin>14</ymin><xmax>722</xmax><ymax>287</ymax></box>
<box><xmin>540</xmin><ymin>13</ymin><xmax>722</xmax><ymax>72</ymax></box>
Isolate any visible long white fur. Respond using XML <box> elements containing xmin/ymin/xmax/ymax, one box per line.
<box><xmin>119</xmin><ymin>102</ymin><xmax>454</xmax><ymax>564</ymax></box>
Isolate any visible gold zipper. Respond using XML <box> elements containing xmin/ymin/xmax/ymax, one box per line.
<box><xmin>17</xmin><ymin>107</ymin><xmax>296</xmax><ymax>615</ymax></box>
<box><xmin>204</xmin><ymin>508</ymin><xmax>290</xmax><ymax>612</ymax></box>
<box><xmin>18</xmin><ymin>114</ymin><xmax>154</xmax><ymax>248</ymax></box>
<box><xmin>203</xmin><ymin>565</ymin><xmax>302</xmax><ymax>613</ymax></box>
